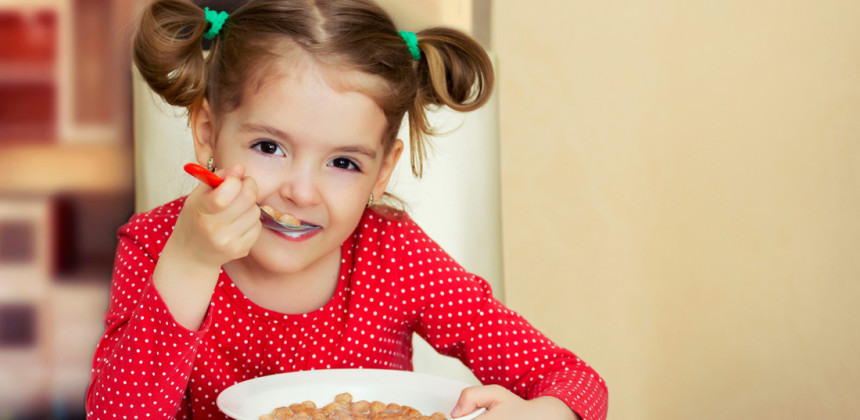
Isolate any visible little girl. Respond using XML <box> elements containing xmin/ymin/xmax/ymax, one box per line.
<box><xmin>87</xmin><ymin>0</ymin><xmax>608</xmax><ymax>419</ymax></box>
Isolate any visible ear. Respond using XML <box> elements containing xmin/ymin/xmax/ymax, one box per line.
<box><xmin>371</xmin><ymin>139</ymin><xmax>404</xmax><ymax>198</ymax></box>
<box><xmin>190</xmin><ymin>99</ymin><xmax>216</xmax><ymax>166</ymax></box>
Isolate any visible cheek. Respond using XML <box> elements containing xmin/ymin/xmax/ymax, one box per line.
<box><xmin>324</xmin><ymin>187</ymin><xmax>368</xmax><ymax>217</ymax></box>
<box><xmin>322</xmin><ymin>171</ymin><xmax>373</xmax><ymax>198</ymax></box>
<box><xmin>320</xmin><ymin>185</ymin><xmax>370</xmax><ymax>226</ymax></box>
<box><xmin>250</xmin><ymin>175</ymin><xmax>278</xmax><ymax>197</ymax></box>
<box><xmin>242</xmin><ymin>165</ymin><xmax>283</xmax><ymax>196</ymax></box>
<box><xmin>213</xmin><ymin>152</ymin><xmax>253</xmax><ymax>175</ymax></box>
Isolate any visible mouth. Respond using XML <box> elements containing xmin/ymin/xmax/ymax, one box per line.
<box><xmin>260</xmin><ymin>204</ymin><xmax>322</xmax><ymax>232</ymax></box>
<box><xmin>260</xmin><ymin>205</ymin><xmax>302</xmax><ymax>226</ymax></box>
<box><xmin>266</xmin><ymin>222</ymin><xmax>321</xmax><ymax>239</ymax></box>
<box><xmin>287</xmin><ymin>217</ymin><xmax>321</xmax><ymax>231</ymax></box>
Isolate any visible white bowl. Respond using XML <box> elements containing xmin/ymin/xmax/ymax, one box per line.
<box><xmin>217</xmin><ymin>368</ymin><xmax>485</xmax><ymax>419</ymax></box>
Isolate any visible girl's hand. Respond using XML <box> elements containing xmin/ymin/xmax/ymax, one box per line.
<box><xmin>172</xmin><ymin>165</ymin><xmax>262</xmax><ymax>269</ymax></box>
<box><xmin>451</xmin><ymin>385</ymin><xmax>581</xmax><ymax>420</ymax></box>
<box><xmin>153</xmin><ymin>165</ymin><xmax>261</xmax><ymax>330</ymax></box>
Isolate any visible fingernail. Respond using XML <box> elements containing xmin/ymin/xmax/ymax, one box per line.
<box><xmin>451</xmin><ymin>407</ymin><xmax>460</xmax><ymax>417</ymax></box>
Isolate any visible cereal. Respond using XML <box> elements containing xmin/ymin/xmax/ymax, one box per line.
<box><xmin>260</xmin><ymin>205</ymin><xmax>276</xmax><ymax>216</ymax></box>
<box><xmin>335</xmin><ymin>393</ymin><xmax>353</xmax><ymax>406</ymax></box>
<box><xmin>277</xmin><ymin>212</ymin><xmax>301</xmax><ymax>227</ymax></box>
<box><xmin>369</xmin><ymin>401</ymin><xmax>386</xmax><ymax>414</ymax></box>
<box><xmin>260</xmin><ymin>205</ymin><xmax>301</xmax><ymax>227</ymax></box>
<box><xmin>260</xmin><ymin>393</ymin><xmax>448</xmax><ymax>420</ymax></box>
<box><xmin>348</xmin><ymin>400</ymin><xmax>370</xmax><ymax>415</ymax></box>
<box><xmin>272</xmin><ymin>406</ymin><xmax>294</xmax><ymax>419</ymax></box>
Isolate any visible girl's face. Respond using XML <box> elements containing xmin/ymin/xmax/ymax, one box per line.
<box><xmin>192</xmin><ymin>57</ymin><xmax>402</xmax><ymax>278</ymax></box>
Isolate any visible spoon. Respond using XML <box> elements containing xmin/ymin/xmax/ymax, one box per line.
<box><xmin>183</xmin><ymin>163</ymin><xmax>319</xmax><ymax>233</ymax></box>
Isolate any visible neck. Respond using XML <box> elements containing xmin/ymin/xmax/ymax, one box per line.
<box><xmin>223</xmin><ymin>246</ymin><xmax>342</xmax><ymax>314</ymax></box>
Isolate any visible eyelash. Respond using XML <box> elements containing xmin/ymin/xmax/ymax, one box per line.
<box><xmin>252</xmin><ymin>141</ymin><xmax>361</xmax><ymax>172</ymax></box>
<box><xmin>252</xmin><ymin>140</ymin><xmax>285</xmax><ymax>156</ymax></box>
<box><xmin>329</xmin><ymin>157</ymin><xmax>361</xmax><ymax>172</ymax></box>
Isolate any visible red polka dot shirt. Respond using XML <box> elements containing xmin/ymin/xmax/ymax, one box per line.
<box><xmin>86</xmin><ymin>198</ymin><xmax>608</xmax><ymax>420</ymax></box>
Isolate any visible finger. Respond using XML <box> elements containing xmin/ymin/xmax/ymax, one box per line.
<box><xmin>451</xmin><ymin>385</ymin><xmax>506</xmax><ymax>418</ymax></box>
<box><xmin>242</xmin><ymin>174</ymin><xmax>259</xmax><ymax>198</ymax></box>
<box><xmin>215</xmin><ymin>165</ymin><xmax>254</xmax><ymax>208</ymax></box>
<box><xmin>182</xmin><ymin>182</ymin><xmax>218</xmax><ymax>223</ymax></box>
<box><xmin>202</xmin><ymin>175</ymin><xmax>243</xmax><ymax>213</ymax></box>
<box><xmin>216</xmin><ymin>222</ymin><xmax>261</xmax><ymax>261</ymax></box>
<box><xmin>215</xmin><ymin>175</ymin><xmax>260</xmax><ymax>225</ymax></box>
<box><xmin>187</xmin><ymin>179</ymin><xmax>215</xmax><ymax>199</ymax></box>
<box><xmin>200</xmin><ymin>165</ymin><xmax>246</xmax><ymax>211</ymax></box>
<box><xmin>218</xmin><ymin>204</ymin><xmax>263</xmax><ymax>257</ymax></box>
<box><xmin>233</xmin><ymin>201</ymin><xmax>263</xmax><ymax>236</ymax></box>
<box><xmin>234</xmin><ymin>217</ymin><xmax>263</xmax><ymax>256</ymax></box>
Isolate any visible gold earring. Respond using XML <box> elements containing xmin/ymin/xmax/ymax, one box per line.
<box><xmin>367</xmin><ymin>193</ymin><xmax>374</xmax><ymax>208</ymax></box>
<box><xmin>207</xmin><ymin>157</ymin><xmax>215</xmax><ymax>172</ymax></box>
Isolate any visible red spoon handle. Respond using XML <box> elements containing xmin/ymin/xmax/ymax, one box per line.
<box><xmin>183</xmin><ymin>163</ymin><xmax>224</xmax><ymax>188</ymax></box>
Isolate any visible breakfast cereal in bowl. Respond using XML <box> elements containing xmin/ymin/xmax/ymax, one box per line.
<box><xmin>216</xmin><ymin>369</ymin><xmax>484</xmax><ymax>420</ymax></box>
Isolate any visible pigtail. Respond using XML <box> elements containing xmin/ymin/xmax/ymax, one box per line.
<box><xmin>133</xmin><ymin>0</ymin><xmax>211</xmax><ymax>109</ymax></box>
<box><xmin>407</xmin><ymin>27</ymin><xmax>494</xmax><ymax>177</ymax></box>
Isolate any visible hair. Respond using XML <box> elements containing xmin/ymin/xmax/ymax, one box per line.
<box><xmin>133</xmin><ymin>0</ymin><xmax>493</xmax><ymax>202</ymax></box>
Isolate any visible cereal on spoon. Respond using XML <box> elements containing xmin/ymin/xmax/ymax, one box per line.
<box><xmin>260</xmin><ymin>205</ymin><xmax>301</xmax><ymax>227</ymax></box>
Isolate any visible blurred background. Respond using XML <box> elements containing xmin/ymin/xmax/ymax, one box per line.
<box><xmin>1</xmin><ymin>0</ymin><xmax>859</xmax><ymax>419</ymax></box>
<box><xmin>0</xmin><ymin>0</ymin><xmax>135</xmax><ymax>418</ymax></box>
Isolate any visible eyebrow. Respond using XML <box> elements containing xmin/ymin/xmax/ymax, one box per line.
<box><xmin>239</xmin><ymin>122</ymin><xmax>378</xmax><ymax>160</ymax></box>
<box><xmin>335</xmin><ymin>145</ymin><xmax>377</xmax><ymax>160</ymax></box>
<box><xmin>239</xmin><ymin>123</ymin><xmax>289</xmax><ymax>140</ymax></box>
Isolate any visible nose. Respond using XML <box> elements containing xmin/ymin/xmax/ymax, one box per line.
<box><xmin>278</xmin><ymin>164</ymin><xmax>322</xmax><ymax>208</ymax></box>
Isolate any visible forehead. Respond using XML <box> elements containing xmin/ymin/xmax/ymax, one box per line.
<box><xmin>228</xmin><ymin>54</ymin><xmax>388</xmax><ymax>147</ymax></box>
<box><xmin>240</xmin><ymin>41</ymin><xmax>390</xmax><ymax>107</ymax></box>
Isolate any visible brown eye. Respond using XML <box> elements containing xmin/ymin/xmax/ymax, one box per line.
<box><xmin>329</xmin><ymin>157</ymin><xmax>360</xmax><ymax>171</ymax></box>
<box><xmin>253</xmin><ymin>141</ymin><xmax>284</xmax><ymax>156</ymax></box>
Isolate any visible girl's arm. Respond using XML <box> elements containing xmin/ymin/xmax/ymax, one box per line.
<box><xmin>87</xmin><ymin>167</ymin><xmax>260</xmax><ymax>419</ymax></box>
<box><xmin>415</xmin><ymin>278</ymin><xmax>607</xmax><ymax>420</ymax></box>
<box><xmin>154</xmin><ymin>165</ymin><xmax>261</xmax><ymax>330</ymax></box>
<box><xmin>394</xmin><ymin>221</ymin><xmax>607</xmax><ymax>420</ymax></box>
<box><xmin>452</xmin><ymin>385</ymin><xmax>581</xmax><ymax>420</ymax></box>
<box><xmin>86</xmin><ymin>207</ymin><xmax>211</xmax><ymax>419</ymax></box>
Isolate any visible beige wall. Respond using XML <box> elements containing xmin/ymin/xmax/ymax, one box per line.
<box><xmin>493</xmin><ymin>1</ymin><xmax>860</xmax><ymax>419</ymax></box>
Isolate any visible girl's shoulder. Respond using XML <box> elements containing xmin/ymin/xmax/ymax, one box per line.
<box><xmin>118</xmin><ymin>196</ymin><xmax>186</xmax><ymax>243</ymax></box>
<box><xmin>356</xmin><ymin>206</ymin><xmax>429</xmax><ymax>244</ymax></box>
<box><xmin>125</xmin><ymin>196</ymin><xmax>185</xmax><ymax>224</ymax></box>
<box><xmin>351</xmin><ymin>207</ymin><xmax>474</xmax><ymax>294</ymax></box>
<box><xmin>354</xmin><ymin>207</ymin><xmax>450</xmax><ymax>260</ymax></box>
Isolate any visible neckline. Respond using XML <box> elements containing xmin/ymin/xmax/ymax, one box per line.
<box><xmin>215</xmin><ymin>234</ymin><xmax>356</xmax><ymax>322</ymax></box>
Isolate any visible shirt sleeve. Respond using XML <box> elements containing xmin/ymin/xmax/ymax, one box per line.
<box><xmin>85</xmin><ymin>214</ymin><xmax>211</xmax><ymax>419</ymax></box>
<box><xmin>399</xmin><ymin>221</ymin><xmax>608</xmax><ymax>420</ymax></box>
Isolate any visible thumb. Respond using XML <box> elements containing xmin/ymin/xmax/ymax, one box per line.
<box><xmin>451</xmin><ymin>385</ymin><xmax>503</xmax><ymax>418</ymax></box>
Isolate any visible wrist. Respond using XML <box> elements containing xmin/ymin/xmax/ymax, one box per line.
<box><xmin>159</xmin><ymin>239</ymin><xmax>222</xmax><ymax>283</ymax></box>
<box><xmin>531</xmin><ymin>396</ymin><xmax>579</xmax><ymax>420</ymax></box>
<box><xmin>152</xmin><ymin>236</ymin><xmax>223</xmax><ymax>330</ymax></box>
<box><xmin>165</xmin><ymin>223</ymin><xmax>228</xmax><ymax>269</ymax></box>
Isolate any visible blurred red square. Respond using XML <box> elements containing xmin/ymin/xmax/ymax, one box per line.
<box><xmin>0</xmin><ymin>11</ymin><xmax>57</xmax><ymax>62</ymax></box>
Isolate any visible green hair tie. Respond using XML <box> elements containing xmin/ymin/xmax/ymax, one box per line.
<box><xmin>203</xmin><ymin>7</ymin><xmax>229</xmax><ymax>40</ymax></box>
<box><xmin>399</xmin><ymin>31</ymin><xmax>421</xmax><ymax>61</ymax></box>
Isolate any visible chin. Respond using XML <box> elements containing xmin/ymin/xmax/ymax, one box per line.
<box><xmin>247</xmin><ymin>245</ymin><xmax>308</xmax><ymax>274</ymax></box>
<box><xmin>249</xmin><ymin>234</ymin><xmax>341</xmax><ymax>275</ymax></box>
